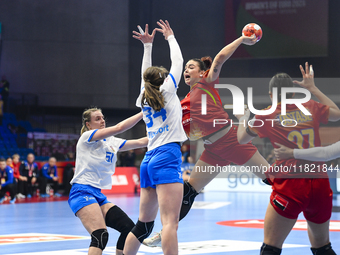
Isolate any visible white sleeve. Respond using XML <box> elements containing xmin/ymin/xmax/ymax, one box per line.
<box><xmin>140</xmin><ymin>43</ymin><xmax>153</xmax><ymax>91</ymax></box>
<box><xmin>136</xmin><ymin>43</ymin><xmax>153</xmax><ymax>107</ymax></box>
<box><xmin>294</xmin><ymin>141</ymin><xmax>340</xmax><ymax>161</ymax></box>
<box><xmin>161</xmin><ymin>35</ymin><xmax>183</xmax><ymax>93</ymax></box>
<box><xmin>110</xmin><ymin>136</ymin><xmax>127</xmax><ymax>151</ymax></box>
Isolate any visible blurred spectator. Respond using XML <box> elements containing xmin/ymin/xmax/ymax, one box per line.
<box><xmin>10</xmin><ymin>154</ymin><xmax>25</xmax><ymax>198</ymax></box>
<box><xmin>19</xmin><ymin>153</ymin><xmax>39</xmax><ymax>198</ymax></box>
<box><xmin>181</xmin><ymin>156</ymin><xmax>195</xmax><ymax>182</ymax></box>
<box><xmin>65</xmin><ymin>151</ymin><xmax>75</xmax><ymax>161</ymax></box>
<box><xmin>0</xmin><ymin>158</ymin><xmax>16</xmax><ymax>204</ymax></box>
<box><xmin>40</xmin><ymin>157</ymin><xmax>62</xmax><ymax>197</ymax></box>
<box><xmin>6</xmin><ymin>157</ymin><xmax>12</xmax><ymax>167</ymax></box>
<box><xmin>62</xmin><ymin>163</ymin><xmax>75</xmax><ymax>196</ymax></box>
<box><xmin>0</xmin><ymin>76</ymin><xmax>9</xmax><ymax>112</ymax></box>
<box><xmin>181</xmin><ymin>144</ymin><xmax>190</xmax><ymax>163</ymax></box>
<box><xmin>52</xmin><ymin>151</ymin><xmax>66</xmax><ymax>161</ymax></box>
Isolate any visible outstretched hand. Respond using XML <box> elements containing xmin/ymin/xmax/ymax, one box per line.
<box><xmin>235</xmin><ymin>108</ymin><xmax>250</xmax><ymax>121</ymax></box>
<box><xmin>241</xmin><ymin>34</ymin><xmax>257</xmax><ymax>46</ymax></box>
<box><xmin>155</xmin><ymin>19</ymin><xmax>174</xmax><ymax>40</ymax></box>
<box><xmin>132</xmin><ymin>24</ymin><xmax>156</xmax><ymax>44</ymax></box>
<box><xmin>293</xmin><ymin>62</ymin><xmax>316</xmax><ymax>91</ymax></box>
<box><xmin>273</xmin><ymin>143</ymin><xmax>294</xmax><ymax>160</ymax></box>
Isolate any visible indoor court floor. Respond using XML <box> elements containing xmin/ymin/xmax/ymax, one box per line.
<box><xmin>1</xmin><ymin>191</ymin><xmax>340</xmax><ymax>255</ymax></box>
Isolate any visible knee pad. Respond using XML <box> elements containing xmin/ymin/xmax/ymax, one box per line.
<box><xmin>311</xmin><ymin>243</ymin><xmax>336</xmax><ymax>255</ymax></box>
<box><xmin>90</xmin><ymin>229</ymin><xmax>108</xmax><ymax>250</ymax></box>
<box><xmin>131</xmin><ymin>220</ymin><xmax>154</xmax><ymax>243</ymax></box>
<box><xmin>260</xmin><ymin>243</ymin><xmax>282</xmax><ymax>255</ymax></box>
<box><xmin>105</xmin><ymin>205</ymin><xmax>135</xmax><ymax>250</ymax></box>
<box><xmin>179</xmin><ymin>181</ymin><xmax>199</xmax><ymax>221</ymax></box>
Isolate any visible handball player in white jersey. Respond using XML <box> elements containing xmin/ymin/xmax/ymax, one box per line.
<box><xmin>68</xmin><ymin>107</ymin><xmax>148</xmax><ymax>255</ymax></box>
<box><xmin>123</xmin><ymin>20</ymin><xmax>187</xmax><ymax>255</ymax></box>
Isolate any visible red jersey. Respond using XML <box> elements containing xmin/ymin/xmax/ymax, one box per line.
<box><xmin>181</xmin><ymin>76</ymin><xmax>230</xmax><ymax>141</ymax></box>
<box><xmin>249</xmin><ymin>100</ymin><xmax>329</xmax><ymax>178</ymax></box>
<box><xmin>11</xmin><ymin>162</ymin><xmax>21</xmax><ymax>179</ymax></box>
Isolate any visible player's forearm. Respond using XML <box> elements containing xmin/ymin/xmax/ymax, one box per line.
<box><xmin>294</xmin><ymin>141</ymin><xmax>340</xmax><ymax>162</ymax></box>
<box><xmin>215</xmin><ymin>37</ymin><xmax>243</xmax><ymax>64</ymax></box>
<box><xmin>140</xmin><ymin>43</ymin><xmax>153</xmax><ymax>90</ymax></box>
<box><xmin>92</xmin><ymin>112</ymin><xmax>143</xmax><ymax>141</ymax></box>
<box><xmin>309</xmin><ymin>86</ymin><xmax>340</xmax><ymax>113</ymax></box>
<box><xmin>168</xmin><ymin>35</ymin><xmax>183</xmax><ymax>82</ymax></box>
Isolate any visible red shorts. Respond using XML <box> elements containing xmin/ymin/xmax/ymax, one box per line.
<box><xmin>200</xmin><ymin>126</ymin><xmax>257</xmax><ymax>166</ymax></box>
<box><xmin>270</xmin><ymin>178</ymin><xmax>333</xmax><ymax>224</ymax></box>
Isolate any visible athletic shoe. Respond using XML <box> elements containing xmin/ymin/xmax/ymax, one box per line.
<box><xmin>27</xmin><ymin>194</ymin><xmax>32</xmax><ymax>198</ymax></box>
<box><xmin>0</xmin><ymin>197</ymin><xmax>5</xmax><ymax>204</ymax></box>
<box><xmin>10</xmin><ymin>198</ymin><xmax>16</xmax><ymax>204</ymax></box>
<box><xmin>40</xmin><ymin>194</ymin><xmax>50</xmax><ymax>198</ymax></box>
<box><xmin>16</xmin><ymin>193</ymin><xmax>26</xmax><ymax>199</ymax></box>
<box><xmin>54</xmin><ymin>193</ymin><xmax>62</xmax><ymax>197</ymax></box>
<box><xmin>142</xmin><ymin>231</ymin><xmax>162</xmax><ymax>247</ymax></box>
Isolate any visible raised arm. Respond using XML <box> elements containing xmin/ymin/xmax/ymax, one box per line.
<box><xmin>156</xmin><ymin>19</ymin><xmax>183</xmax><ymax>86</ymax></box>
<box><xmin>274</xmin><ymin>141</ymin><xmax>340</xmax><ymax>162</ymax></box>
<box><xmin>90</xmin><ymin>112</ymin><xmax>143</xmax><ymax>141</ymax></box>
<box><xmin>133</xmin><ymin>24</ymin><xmax>156</xmax><ymax>91</ymax></box>
<box><xmin>293</xmin><ymin>62</ymin><xmax>340</xmax><ymax>122</ymax></box>
<box><xmin>206</xmin><ymin>35</ymin><xmax>257</xmax><ymax>82</ymax></box>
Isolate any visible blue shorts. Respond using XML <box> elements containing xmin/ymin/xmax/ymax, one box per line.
<box><xmin>140</xmin><ymin>142</ymin><xmax>183</xmax><ymax>189</ymax></box>
<box><xmin>68</xmin><ymin>183</ymin><xmax>110</xmax><ymax>215</ymax></box>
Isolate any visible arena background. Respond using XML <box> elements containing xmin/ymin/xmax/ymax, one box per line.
<box><xmin>0</xmin><ymin>0</ymin><xmax>339</xmax><ymax>139</ymax></box>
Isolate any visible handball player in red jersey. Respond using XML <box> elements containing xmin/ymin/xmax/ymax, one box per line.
<box><xmin>237</xmin><ymin>63</ymin><xmax>340</xmax><ymax>255</ymax></box>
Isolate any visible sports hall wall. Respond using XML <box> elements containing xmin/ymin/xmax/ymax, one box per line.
<box><xmin>0</xmin><ymin>0</ymin><xmax>339</xmax><ymax>111</ymax></box>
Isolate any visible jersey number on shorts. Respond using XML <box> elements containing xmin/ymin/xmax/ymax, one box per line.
<box><xmin>287</xmin><ymin>128</ymin><xmax>315</xmax><ymax>149</ymax></box>
<box><xmin>143</xmin><ymin>107</ymin><xmax>167</xmax><ymax>128</ymax></box>
<box><xmin>106</xmin><ymin>152</ymin><xmax>114</xmax><ymax>163</ymax></box>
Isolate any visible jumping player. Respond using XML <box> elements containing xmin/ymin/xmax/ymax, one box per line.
<box><xmin>68</xmin><ymin>108</ymin><xmax>148</xmax><ymax>255</ymax></box>
<box><xmin>122</xmin><ymin>20</ymin><xmax>187</xmax><ymax>255</ymax></box>
<box><xmin>144</xmin><ymin>33</ymin><xmax>271</xmax><ymax>247</ymax></box>
<box><xmin>236</xmin><ymin>63</ymin><xmax>340</xmax><ymax>255</ymax></box>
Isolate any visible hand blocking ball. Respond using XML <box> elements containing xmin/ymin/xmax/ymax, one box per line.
<box><xmin>242</xmin><ymin>23</ymin><xmax>262</xmax><ymax>42</ymax></box>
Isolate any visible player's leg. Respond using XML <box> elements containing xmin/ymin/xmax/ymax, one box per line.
<box><xmin>242</xmin><ymin>150</ymin><xmax>268</xmax><ymax>180</ymax></box>
<box><xmin>305</xmin><ymin>179</ymin><xmax>335</xmax><ymax>254</ymax></box>
<box><xmin>123</xmin><ymin>187</ymin><xmax>158</xmax><ymax>255</ymax></box>
<box><xmin>101</xmin><ymin>202</ymin><xmax>135</xmax><ymax>255</ymax></box>
<box><xmin>307</xmin><ymin>220</ymin><xmax>336</xmax><ymax>254</ymax></box>
<box><xmin>261</xmin><ymin>203</ymin><xmax>296</xmax><ymax>254</ymax></box>
<box><xmin>77</xmin><ymin>203</ymin><xmax>108</xmax><ymax>255</ymax></box>
<box><xmin>156</xmin><ymin>182</ymin><xmax>183</xmax><ymax>255</ymax></box>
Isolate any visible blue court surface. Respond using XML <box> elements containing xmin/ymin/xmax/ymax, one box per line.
<box><xmin>1</xmin><ymin>191</ymin><xmax>340</xmax><ymax>255</ymax></box>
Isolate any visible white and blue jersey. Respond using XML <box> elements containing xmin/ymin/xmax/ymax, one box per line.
<box><xmin>70</xmin><ymin>129</ymin><xmax>126</xmax><ymax>190</ymax></box>
<box><xmin>137</xmin><ymin>35</ymin><xmax>187</xmax><ymax>188</ymax></box>
<box><xmin>136</xmin><ymin>35</ymin><xmax>187</xmax><ymax>151</ymax></box>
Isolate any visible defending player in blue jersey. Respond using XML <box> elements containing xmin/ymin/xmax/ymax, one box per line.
<box><xmin>68</xmin><ymin>108</ymin><xmax>148</xmax><ymax>255</ymax></box>
<box><xmin>123</xmin><ymin>20</ymin><xmax>187</xmax><ymax>255</ymax></box>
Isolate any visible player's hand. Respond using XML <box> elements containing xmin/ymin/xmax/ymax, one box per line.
<box><xmin>235</xmin><ymin>108</ymin><xmax>250</xmax><ymax>121</ymax></box>
<box><xmin>132</xmin><ymin>24</ymin><xmax>156</xmax><ymax>44</ymax></box>
<box><xmin>241</xmin><ymin>34</ymin><xmax>257</xmax><ymax>46</ymax></box>
<box><xmin>274</xmin><ymin>143</ymin><xmax>294</xmax><ymax>160</ymax></box>
<box><xmin>293</xmin><ymin>62</ymin><xmax>316</xmax><ymax>91</ymax></box>
<box><xmin>155</xmin><ymin>19</ymin><xmax>174</xmax><ymax>40</ymax></box>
